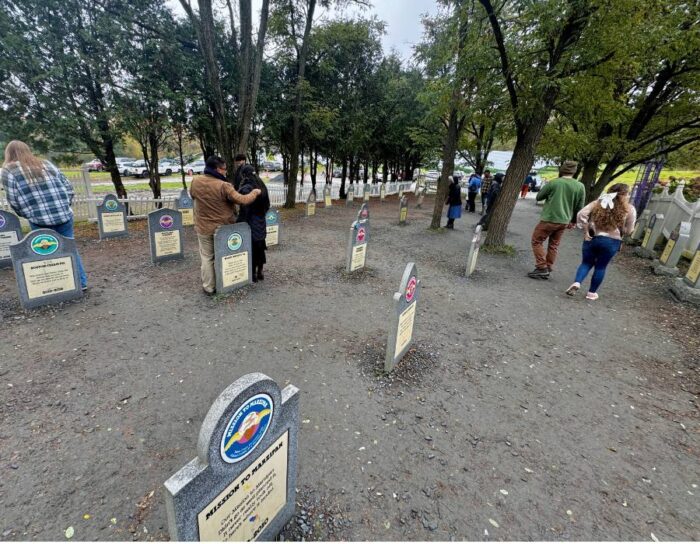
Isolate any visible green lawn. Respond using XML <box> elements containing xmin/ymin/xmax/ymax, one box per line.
<box><xmin>536</xmin><ymin>165</ymin><xmax>699</xmax><ymax>186</ymax></box>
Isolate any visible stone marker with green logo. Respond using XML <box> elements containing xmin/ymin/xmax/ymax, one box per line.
<box><xmin>399</xmin><ymin>196</ymin><xmax>408</xmax><ymax>225</ymax></box>
<box><xmin>96</xmin><ymin>194</ymin><xmax>128</xmax><ymax>240</ymax></box>
<box><xmin>176</xmin><ymin>189</ymin><xmax>195</xmax><ymax>227</ymax></box>
<box><xmin>214</xmin><ymin>223</ymin><xmax>253</xmax><ymax>294</ymax></box>
<box><xmin>323</xmin><ymin>185</ymin><xmax>332</xmax><ymax>207</ymax></box>
<box><xmin>10</xmin><ymin>229</ymin><xmax>83</xmax><ymax>309</ymax></box>
<box><xmin>148</xmin><ymin>208</ymin><xmax>184</xmax><ymax>264</ymax></box>
<box><xmin>385</xmin><ymin>263</ymin><xmax>420</xmax><ymax>373</ymax></box>
<box><xmin>0</xmin><ymin>210</ymin><xmax>22</xmax><ymax>269</ymax></box>
<box><xmin>265</xmin><ymin>209</ymin><xmax>280</xmax><ymax>247</ymax></box>
<box><xmin>164</xmin><ymin>372</ymin><xmax>300</xmax><ymax>541</ymax></box>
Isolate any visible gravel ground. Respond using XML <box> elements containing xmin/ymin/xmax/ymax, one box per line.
<box><xmin>0</xmin><ymin>193</ymin><xmax>698</xmax><ymax>541</ymax></box>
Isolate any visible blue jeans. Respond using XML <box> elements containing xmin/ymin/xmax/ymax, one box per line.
<box><xmin>574</xmin><ymin>236</ymin><xmax>621</xmax><ymax>293</ymax></box>
<box><xmin>29</xmin><ymin>218</ymin><xmax>88</xmax><ymax>289</ymax></box>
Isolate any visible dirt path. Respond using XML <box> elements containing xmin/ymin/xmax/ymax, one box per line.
<box><xmin>0</xmin><ymin>195</ymin><xmax>698</xmax><ymax>541</ymax></box>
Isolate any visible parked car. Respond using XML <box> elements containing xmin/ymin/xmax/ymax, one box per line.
<box><xmin>184</xmin><ymin>160</ymin><xmax>206</xmax><ymax>176</ymax></box>
<box><xmin>332</xmin><ymin>167</ymin><xmax>342</xmax><ymax>177</ymax></box>
<box><xmin>159</xmin><ymin>159</ymin><xmax>182</xmax><ymax>175</ymax></box>
<box><xmin>83</xmin><ymin>159</ymin><xmax>103</xmax><ymax>171</ymax></box>
<box><xmin>115</xmin><ymin>157</ymin><xmax>136</xmax><ymax>176</ymax></box>
<box><xmin>262</xmin><ymin>160</ymin><xmax>282</xmax><ymax>171</ymax></box>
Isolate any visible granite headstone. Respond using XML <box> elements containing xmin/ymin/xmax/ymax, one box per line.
<box><xmin>164</xmin><ymin>372</ymin><xmax>300</xmax><ymax>542</ymax></box>
<box><xmin>214</xmin><ymin>223</ymin><xmax>253</xmax><ymax>294</ymax></box>
<box><xmin>654</xmin><ymin>221</ymin><xmax>691</xmax><ymax>276</ymax></box>
<box><xmin>635</xmin><ymin>213</ymin><xmax>664</xmax><ymax>259</ymax></box>
<box><xmin>363</xmin><ymin>183</ymin><xmax>371</xmax><ymax>202</ymax></box>
<box><xmin>416</xmin><ymin>186</ymin><xmax>426</xmax><ymax>209</ymax></box>
<box><xmin>306</xmin><ymin>190</ymin><xmax>316</xmax><ymax>217</ymax></box>
<box><xmin>380</xmin><ymin>183</ymin><xmax>386</xmax><ymax>201</ymax></box>
<box><xmin>346</xmin><ymin>185</ymin><xmax>355</xmax><ymax>207</ymax></box>
<box><xmin>176</xmin><ymin>189</ymin><xmax>195</xmax><ymax>227</ymax></box>
<box><xmin>346</xmin><ymin>209</ymin><xmax>370</xmax><ymax>273</ymax></box>
<box><xmin>96</xmin><ymin>193</ymin><xmax>128</xmax><ymax>240</ymax></box>
<box><xmin>148</xmin><ymin>208</ymin><xmax>184</xmax><ymax>264</ymax></box>
<box><xmin>385</xmin><ymin>263</ymin><xmax>420</xmax><ymax>373</ymax></box>
<box><xmin>323</xmin><ymin>185</ymin><xmax>332</xmax><ymax>207</ymax></box>
<box><xmin>0</xmin><ymin>210</ymin><xmax>22</xmax><ymax>269</ymax></box>
<box><xmin>265</xmin><ymin>209</ymin><xmax>280</xmax><ymax>247</ymax></box>
<box><xmin>399</xmin><ymin>196</ymin><xmax>408</xmax><ymax>225</ymax></box>
<box><xmin>466</xmin><ymin>225</ymin><xmax>483</xmax><ymax>277</ymax></box>
<box><xmin>670</xmin><ymin>243</ymin><xmax>700</xmax><ymax>305</ymax></box>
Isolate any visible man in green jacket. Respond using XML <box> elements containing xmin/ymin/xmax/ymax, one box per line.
<box><xmin>528</xmin><ymin>161</ymin><xmax>585</xmax><ymax>279</ymax></box>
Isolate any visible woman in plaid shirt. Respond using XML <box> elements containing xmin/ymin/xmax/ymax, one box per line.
<box><xmin>1</xmin><ymin>140</ymin><xmax>88</xmax><ymax>290</ymax></box>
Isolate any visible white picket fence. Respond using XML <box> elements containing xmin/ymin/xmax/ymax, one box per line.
<box><xmin>643</xmin><ymin>181</ymin><xmax>700</xmax><ymax>258</ymax></box>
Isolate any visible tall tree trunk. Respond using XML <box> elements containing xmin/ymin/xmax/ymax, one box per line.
<box><xmin>348</xmin><ymin>156</ymin><xmax>355</xmax><ymax>184</ymax></box>
<box><xmin>363</xmin><ymin>158</ymin><xmax>369</xmax><ymax>184</ymax></box>
<box><xmin>431</xmin><ymin>107</ymin><xmax>461</xmax><ymax>229</ymax></box>
<box><xmin>300</xmin><ymin>150</ymin><xmax>305</xmax><ymax>186</ymax></box>
<box><xmin>579</xmin><ymin>158</ymin><xmax>600</xmax><ymax>202</ymax></box>
<box><xmin>284</xmin><ymin>0</ymin><xmax>317</xmax><ymax>208</ymax></box>
<box><xmin>177</xmin><ymin>126</ymin><xmax>186</xmax><ymax>189</ymax></box>
<box><xmin>340</xmin><ymin>157</ymin><xmax>348</xmax><ymax>198</ymax></box>
<box><xmin>148</xmin><ymin>131</ymin><xmax>162</xmax><ymax>200</ymax></box>
<box><xmin>310</xmin><ymin>148</ymin><xmax>318</xmax><ymax>189</ymax></box>
<box><xmin>282</xmin><ymin>153</ymin><xmax>289</xmax><ymax>184</ymax></box>
<box><xmin>382</xmin><ymin>157</ymin><xmax>388</xmax><ymax>183</ymax></box>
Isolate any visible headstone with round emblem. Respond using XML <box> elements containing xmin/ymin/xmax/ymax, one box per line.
<box><xmin>346</xmin><ymin>185</ymin><xmax>355</xmax><ymax>207</ymax></box>
<box><xmin>148</xmin><ymin>208</ymin><xmax>184</xmax><ymax>264</ymax></box>
<box><xmin>466</xmin><ymin>225</ymin><xmax>483</xmax><ymax>277</ymax></box>
<box><xmin>323</xmin><ymin>185</ymin><xmax>332</xmax><ymax>207</ymax></box>
<box><xmin>176</xmin><ymin>189</ymin><xmax>195</xmax><ymax>227</ymax></box>
<box><xmin>653</xmin><ymin>221</ymin><xmax>690</xmax><ymax>276</ymax></box>
<box><xmin>214</xmin><ymin>222</ymin><xmax>253</xmax><ymax>294</ymax></box>
<box><xmin>385</xmin><ymin>263</ymin><xmax>420</xmax><ymax>373</ymax></box>
<box><xmin>164</xmin><ymin>372</ymin><xmax>300</xmax><ymax>542</ymax></box>
<box><xmin>10</xmin><ymin>229</ymin><xmax>83</xmax><ymax>309</ymax></box>
<box><xmin>398</xmin><ymin>195</ymin><xmax>408</xmax><ymax>225</ymax></box>
<box><xmin>0</xmin><ymin>210</ymin><xmax>22</xmax><ymax>269</ymax></box>
<box><xmin>346</xmin><ymin>205</ymin><xmax>370</xmax><ymax>273</ymax></box>
<box><xmin>265</xmin><ymin>209</ymin><xmax>280</xmax><ymax>247</ymax></box>
<box><xmin>670</xmin><ymin>242</ymin><xmax>700</xmax><ymax>305</ymax></box>
<box><xmin>96</xmin><ymin>193</ymin><xmax>128</xmax><ymax>240</ymax></box>
<box><xmin>380</xmin><ymin>183</ymin><xmax>386</xmax><ymax>201</ymax></box>
<box><xmin>305</xmin><ymin>189</ymin><xmax>316</xmax><ymax>217</ymax></box>
<box><xmin>398</xmin><ymin>185</ymin><xmax>405</xmax><ymax>199</ymax></box>
<box><xmin>363</xmin><ymin>183</ymin><xmax>371</xmax><ymax>202</ymax></box>
<box><xmin>634</xmin><ymin>213</ymin><xmax>664</xmax><ymax>259</ymax></box>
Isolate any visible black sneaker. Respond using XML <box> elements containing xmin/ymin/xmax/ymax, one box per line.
<box><xmin>527</xmin><ymin>268</ymin><xmax>550</xmax><ymax>279</ymax></box>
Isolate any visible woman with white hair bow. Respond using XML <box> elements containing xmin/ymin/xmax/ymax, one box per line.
<box><xmin>566</xmin><ymin>183</ymin><xmax>637</xmax><ymax>300</ymax></box>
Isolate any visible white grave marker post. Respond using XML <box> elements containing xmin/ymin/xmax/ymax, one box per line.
<box><xmin>654</xmin><ymin>221</ymin><xmax>691</xmax><ymax>276</ymax></box>
<box><xmin>385</xmin><ymin>263</ymin><xmax>420</xmax><ymax>373</ymax></box>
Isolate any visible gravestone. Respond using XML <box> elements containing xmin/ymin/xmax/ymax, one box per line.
<box><xmin>323</xmin><ymin>185</ymin><xmax>332</xmax><ymax>207</ymax></box>
<box><xmin>0</xmin><ymin>210</ymin><xmax>22</xmax><ymax>269</ymax></box>
<box><xmin>670</xmin><ymin>243</ymin><xmax>700</xmax><ymax>305</ymax></box>
<box><xmin>346</xmin><ymin>185</ymin><xmax>355</xmax><ymax>207</ymax></box>
<box><xmin>653</xmin><ymin>221</ymin><xmax>691</xmax><ymax>276</ymax></box>
<box><xmin>398</xmin><ymin>196</ymin><xmax>408</xmax><ymax>225</ymax></box>
<box><xmin>214</xmin><ymin>223</ymin><xmax>252</xmax><ymax>294</ymax></box>
<box><xmin>380</xmin><ymin>183</ymin><xmax>386</xmax><ymax>201</ymax></box>
<box><xmin>634</xmin><ymin>213</ymin><xmax>664</xmax><ymax>259</ymax></box>
<box><xmin>385</xmin><ymin>263</ymin><xmax>420</xmax><ymax>373</ymax></box>
<box><xmin>176</xmin><ymin>189</ymin><xmax>195</xmax><ymax>227</ymax></box>
<box><xmin>96</xmin><ymin>193</ymin><xmax>128</xmax><ymax>240</ymax></box>
<box><xmin>398</xmin><ymin>185</ymin><xmax>404</xmax><ymax>199</ymax></box>
<box><xmin>306</xmin><ymin>190</ymin><xmax>316</xmax><ymax>217</ymax></box>
<box><xmin>10</xmin><ymin>229</ymin><xmax>83</xmax><ymax>309</ymax></box>
<box><xmin>631</xmin><ymin>209</ymin><xmax>650</xmax><ymax>242</ymax></box>
<box><xmin>416</xmin><ymin>186</ymin><xmax>426</xmax><ymax>209</ymax></box>
<box><xmin>148</xmin><ymin>208</ymin><xmax>184</xmax><ymax>264</ymax></box>
<box><xmin>465</xmin><ymin>225</ymin><xmax>483</xmax><ymax>277</ymax></box>
<box><xmin>363</xmin><ymin>184</ymin><xmax>371</xmax><ymax>202</ymax></box>
<box><xmin>265</xmin><ymin>209</ymin><xmax>280</xmax><ymax>247</ymax></box>
<box><xmin>164</xmin><ymin>372</ymin><xmax>300</xmax><ymax>542</ymax></box>
<box><xmin>346</xmin><ymin>206</ymin><xmax>370</xmax><ymax>273</ymax></box>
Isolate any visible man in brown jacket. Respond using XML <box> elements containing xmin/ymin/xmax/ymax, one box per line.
<box><xmin>191</xmin><ymin>156</ymin><xmax>261</xmax><ymax>294</ymax></box>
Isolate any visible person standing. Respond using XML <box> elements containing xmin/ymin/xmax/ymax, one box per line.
<box><xmin>237</xmin><ymin>165</ymin><xmax>270</xmax><ymax>282</ymax></box>
<box><xmin>480</xmin><ymin>170</ymin><xmax>493</xmax><ymax>214</ymax></box>
<box><xmin>477</xmin><ymin>172</ymin><xmax>503</xmax><ymax>230</ymax></box>
<box><xmin>521</xmin><ymin>172</ymin><xmax>534</xmax><ymax>198</ymax></box>
<box><xmin>528</xmin><ymin>160</ymin><xmax>585</xmax><ymax>279</ymax></box>
<box><xmin>232</xmin><ymin>153</ymin><xmax>247</xmax><ymax>190</ymax></box>
<box><xmin>190</xmin><ymin>156</ymin><xmax>260</xmax><ymax>295</ymax></box>
<box><xmin>1</xmin><ymin>140</ymin><xmax>88</xmax><ymax>290</ymax></box>
<box><xmin>566</xmin><ymin>184</ymin><xmax>636</xmax><ymax>300</ymax></box>
<box><xmin>444</xmin><ymin>175</ymin><xmax>462</xmax><ymax>229</ymax></box>
<box><xmin>465</xmin><ymin>172</ymin><xmax>481</xmax><ymax>212</ymax></box>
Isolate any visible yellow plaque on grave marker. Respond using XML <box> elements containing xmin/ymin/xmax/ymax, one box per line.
<box><xmin>659</xmin><ymin>239</ymin><xmax>675</xmax><ymax>264</ymax></box>
<box><xmin>0</xmin><ymin>231</ymin><xmax>19</xmax><ymax>260</ymax></box>
<box><xmin>642</xmin><ymin>228</ymin><xmax>651</xmax><ymax>247</ymax></box>
<box><xmin>222</xmin><ymin>251</ymin><xmax>249</xmax><ymax>288</ymax></box>
<box><xmin>155</xmin><ymin>230</ymin><xmax>181</xmax><ymax>257</ymax></box>
<box><xmin>197</xmin><ymin>432</ymin><xmax>288</xmax><ymax>542</ymax></box>
<box><xmin>307</xmin><ymin>203</ymin><xmax>315</xmax><ymax>216</ymax></box>
<box><xmin>101</xmin><ymin>212</ymin><xmax>125</xmax><ymax>233</ymax></box>
<box><xmin>400</xmin><ymin>208</ymin><xmax>407</xmax><ymax>222</ymax></box>
<box><xmin>325</xmin><ymin>195</ymin><xmax>332</xmax><ymax>206</ymax></box>
<box><xmin>22</xmin><ymin>257</ymin><xmax>76</xmax><ymax>299</ymax></box>
<box><xmin>394</xmin><ymin>302</ymin><xmax>416</xmax><ymax>358</ymax></box>
<box><xmin>179</xmin><ymin>208</ymin><xmax>194</xmax><ymax>226</ymax></box>
<box><xmin>350</xmin><ymin>243</ymin><xmax>366</xmax><ymax>272</ymax></box>
<box><xmin>687</xmin><ymin>251</ymin><xmax>700</xmax><ymax>284</ymax></box>
<box><xmin>266</xmin><ymin>225</ymin><xmax>279</xmax><ymax>246</ymax></box>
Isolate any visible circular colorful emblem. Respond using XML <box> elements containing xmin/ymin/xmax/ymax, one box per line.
<box><xmin>159</xmin><ymin>215</ymin><xmax>174</xmax><ymax>229</ymax></box>
<box><xmin>220</xmin><ymin>393</ymin><xmax>274</xmax><ymax>463</ymax></box>
<box><xmin>0</xmin><ymin>215</ymin><xmax>6</xmax><ymax>229</ymax></box>
<box><xmin>405</xmin><ymin>276</ymin><xmax>417</xmax><ymax>303</ymax></box>
<box><xmin>227</xmin><ymin>233</ymin><xmax>243</xmax><ymax>251</ymax></box>
<box><xmin>105</xmin><ymin>199</ymin><xmax>118</xmax><ymax>211</ymax></box>
<box><xmin>31</xmin><ymin>234</ymin><xmax>59</xmax><ymax>256</ymax></box>
<box><xmin>360</xmin><ymin>208</ymin><xmax>369</xmax><ymax>219</ymax></box>
<box><xmin>180</xmin><ymin>197</ymin><xmax>192</xmax><ymax>207</ymax></box>
<box><xmin>266</xmin><ymin>211</ymin><xmax>276</xmax><ymax>223</ymax></box>
<box><xmin>357</xmin><ymin>226</ymin><xmax>366</xmax><ymax>243</ymax></box>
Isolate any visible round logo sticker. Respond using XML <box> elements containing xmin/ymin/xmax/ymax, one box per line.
<box><xmin>180</xmin><ymin>197</ymin><xmax>192</xmax><ymax>207</ymax></box>
<box><xmin>360</xmin><ymin>208</ymin><xmax>369</xmax><ymax>219</ymax></box>
<box><xmin>266</xmin><ymin>211</ymin><xmax>276</xmax><ymax>223</ymax></box>
<box><xmin>357</xmin><ymin>226</ymin><xmax>366</xmax><ymax>243</ymax></box>
<box><xmin>105</xmin><ymin>199</ymin><xmax>118</xmax><ymax>211</ymax></box>
<box><xmin>405</xmin><ymin>276</ymin><xmax>417</xmax><ymax>303</ymax></box>
<box><xmin>227</xmin><ymin>233</ymin><xmax>242</xmax><ymax>251</ymax></box>
<box><xmin>220</xmin><ymin>393</ymin><xmax>273</xmax><ymax>463</ymax></box>
<box><xmin>31</xmin><ymin>234</ymin><xmax>59</xmax><ymax>256</ymax></box>
<box><xmin>159</xmin><ymin>215</ymin><xmax>174</xmax><ymax>229</ymax></box>
<box><xmin>0</xmin><ymin>215</ymin><xmax>6</xmax><ymax>229</ymax></box>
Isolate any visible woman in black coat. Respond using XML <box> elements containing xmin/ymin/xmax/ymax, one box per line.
<box><xmin>237</xmin><ymin>165</ymin><xmax>270</xmax><ymax>282</ymax></box>
<box><xmin>445</xmin><ymin>175</ymin><xmax>463</xmax><ymax>229</ymax></box>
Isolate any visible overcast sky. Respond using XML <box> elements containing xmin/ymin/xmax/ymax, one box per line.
<box><xmin>167</xmin><ymin>0</ymin><xmax>441</xmax><ymax>62</ymax></box>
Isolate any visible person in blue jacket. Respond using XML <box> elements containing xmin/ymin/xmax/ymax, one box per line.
<box><xmin>465</xmin><ymin>173</ymin><xmax>481</xmax><ymax>212</ymax></box>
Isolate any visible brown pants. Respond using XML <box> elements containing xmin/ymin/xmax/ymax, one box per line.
<box><xmin>531</xmin><ymin>221</ymin><xmax>568</xmax><ymax>270</ymax></box>
<box><xmin>197</xmin><ymin>234</ymin><xmax>216</xmax><ymax>293</ymax></box>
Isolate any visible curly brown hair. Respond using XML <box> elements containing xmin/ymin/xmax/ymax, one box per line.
<box><xmin>590</xmin><ymin>183</ymin><xmax>631</xmax><ymax>231</ymax></box>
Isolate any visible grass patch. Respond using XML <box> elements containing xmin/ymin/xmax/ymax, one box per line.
<box><xmin>537</xmin><ymin>165</ymin><xmax>699</xmax><ymax>186</ymax></box>
<box><xmin>481</xmin><ymin>244</ymin><xmax>516</xmax><ymax>257</ymax></box>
